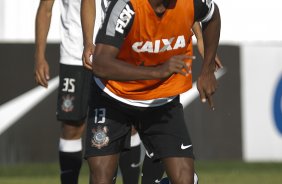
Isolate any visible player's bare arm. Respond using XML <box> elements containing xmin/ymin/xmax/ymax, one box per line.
<box><xmin>93</xmin><ymin>44</ymin><xmax>194</xmax><ymax>81</ymax></box>
<box><xmin>34</xmin><ymin>0</ymin><xmax>55</xmax><ymax>88</ymax></box>
<box><xmin>192</xmin><ymin>22</ymin><xmax>223</xmax><ymax>71</ymax></box>
<box><xmin>196</xmin><ymin>2</ymin><xmax>221</xmax><ymax>110</ymax></box>
<box><xmin>81</xmin><ymin>0</ymin><xmax>96</xmax><ymax>70</ymax></box>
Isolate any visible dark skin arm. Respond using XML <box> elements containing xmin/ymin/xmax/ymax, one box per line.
<box><xmin>192</xmin><ymin>21</ymin><xmax>223</xmax><ymax>70</ymax></box>
<box><xmin>92</xmin><ymin>44</ymin><xmax>193</xmax><ymax>81</ymax></box>
<box><xmin>197</xmin><ymin>3</ymin><xmax>221</xmax><ymax>110</ymax></box>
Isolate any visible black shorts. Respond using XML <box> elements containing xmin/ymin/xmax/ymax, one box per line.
<box><xmin>84</xmin><ymin>80</ymin><xmax>194</xmax><ymax>160</ymax></box>
<box><xmin>57</xmin><ymin>63</ymin><xmax>92</xmax><ymax>122</ymax></box>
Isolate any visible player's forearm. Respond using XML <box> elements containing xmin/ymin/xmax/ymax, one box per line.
<box><xmin>93</xmin><ymin>45</ymin><xmax>158</xmax><ymax>81</ymax></box>
<box><xmin>201</xmin><ymin>4</ymin><xmax>221</xmax><ymax>73</ymax></box>
<box><xmin>93</xmin><ymin>55</ymin><xmax>158</xmax><ymax>81</ymax></box>
<box><xmin>34</xmin><ymin>2</ymin><xmax>53</xmax><ymax>60</ymax></box>
<box><xmin>81</xmin><ymin>0</ymin><xmax>96</xmax><ymax>46</ymax></box>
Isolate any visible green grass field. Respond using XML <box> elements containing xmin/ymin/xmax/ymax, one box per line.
<box><xmin>1</xmin><ymin>161</ymin><xmax>282</xmax><ymax>184</ymax></box>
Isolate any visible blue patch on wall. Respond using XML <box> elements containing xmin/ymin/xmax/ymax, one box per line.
<box><xmin>273</xmin><ymin>75</ymin><xmax>282</xmax><ymax>134</ymax></box>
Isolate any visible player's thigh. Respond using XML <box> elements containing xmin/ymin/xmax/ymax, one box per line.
<box><xmin>85</xmin><ymin>80</ymin><xmax>132</xmax><ymax>158</ymax></box>
<box><xmin>88</xmin><ymin>154</ymin><xmax>119</xmax><ymax>182</ymax></box>
<box><xmin>138</xmin><ymin>97</ymin><xmax>194</xmax><ymax>160</ymax></box>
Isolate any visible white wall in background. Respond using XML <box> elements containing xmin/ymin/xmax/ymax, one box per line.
<box><xmin>0</xmin><ymin>0</ymin><xmax>60</xmax><ymax>42</ymax></box>
<box><xmin>0</xmin><ymin>0</ymin><xmax>282</xmax><ymax>42</ymax></box>
<box><xmin>216</xmin><ymin>0</ymin><xmax>282</xmax><ymax>43</ymax></box>
<box><xmin>1</xmin><ymin>0</ymin><xmax>282</xmax><ymax>42</ymax></box>
<box><xmin>241</xmin><ymin>43</ymin><xmax>282</xmax><ymax>161</ymax></box>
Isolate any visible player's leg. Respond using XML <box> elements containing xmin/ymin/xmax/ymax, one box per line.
<box><xmin>88</xmin><ymin>154</ymin><xmax>119</xmax><ymax>184</ymax></box>
<box><xmin>137</xmin><ymin>96</ymin><xmax>195</xmax><ymax>184</ymax></box>
<box><xmin>141</xmin><ymin>153</ymin><xmax>165</xmax><ymax>184</ymax></box>
<box><xmin>162</xmin><ymin>157</ymin><xmax>194</xmax><ymax>184</ymax></box>
<box><xmin>119</xmin><ymin>128</ymin><xmax>141</xmax><ymax>184</ymax></box>
<box><xmin>85</xmin><ymin>79</ymin><xmax>132</xmax><ymax>184</ymax></box>
<box><xmin>57</xmin><ymin>64</ymin><xmax>91</xmax><ymax>184</ymax></box>
<box><xmin>160</xmin><ymin>173</ymin><xmax>199</xmax><ymax>184</ymax></box>
<box><xmin>59</xmin><ymin>122</ymin><xmax>85</xmax><ymax>184</ymax></box>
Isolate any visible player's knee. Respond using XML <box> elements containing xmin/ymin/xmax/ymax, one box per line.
<box><xmin>89</xmin><ymin>164</ymin><xmax>111</xmax><ymax>184</ymax></box>
<box><xmin>61</xmin><ymin>121</ymin><xmax>85</xmax><ymax>139</ymax></box>
<box><xmin>173</xmin><ymin>172</ymin><xmax>194</xmax><ymax>184</ymax></box>
<box><xmin>160</xmin><ymin>173</ymin><xmax>198</xmax><ymax>184</ymax></box>
<box><xmin>166</xmin><ymin>163</ymin><xmax>194</xmax><ymax>183</ymax></box>
<box><xmin>89</xmin><ymin>168</ymin><xmax>116</xmax><ymax>184</ymax></box>
<box><xmin>87</xmin><ymin>156</ymin><xmax>118</xmax><ymax>184</ymax></box>
<box><xmin>90</xmin><ymin>173</ymin><xmax>113</xmax><ymax>184</ymax></box>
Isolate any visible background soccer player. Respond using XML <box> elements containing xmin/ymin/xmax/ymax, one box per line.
<box><xmin>34</xmin><ymin>1</ymin><xmax>89</xmax><ymax>183</ymax></box>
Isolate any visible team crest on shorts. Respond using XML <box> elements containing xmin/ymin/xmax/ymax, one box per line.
<box><xmin>91</xmin><ymin>126</ymin><xmax>109</xmax><ymax>149</ymax></box>
<box><xmin>61</xmin><ymin>95</ymin><xmax>75</xmax><ymax>112</ymax></box>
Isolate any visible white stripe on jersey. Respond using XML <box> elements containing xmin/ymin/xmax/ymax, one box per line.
<box><xmin>201</xmin><ymin>1</ymin><xmax>215</xmax><ymax>23</ymax></box>
<box><xmin>94</xmin><ymin>77</ymin><xmax>176</xmax><ymax>107</ymax></box>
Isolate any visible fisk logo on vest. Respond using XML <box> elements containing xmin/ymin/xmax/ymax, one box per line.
<box><xmin>115</xmin><ymin>4</ymin><xmax>134</xmax><ymax>34</ymax></box>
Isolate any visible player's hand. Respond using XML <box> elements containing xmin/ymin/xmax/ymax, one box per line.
<box><xmin>82</xmin><ymin>43</ymin><xmax>95</xmax><ymax>70</ymax></box>
<box><xmin>197</xmin><ymin>65</ymin><xmax>217</xmax><ymax>110</ymax></box>
<box><xmin>215</xmin><ymin>54</ymin><xmax>223</xmax><ymax>71</ymax></box>
<box><xmin>156</xmin><ymin>55</ymin><xmax>195</xmax><ymax>78</ymax></box>
<box><xmin>34</xmin><ymin>57</ymin><xmax>50</xmax><ymax>88</ymax></box>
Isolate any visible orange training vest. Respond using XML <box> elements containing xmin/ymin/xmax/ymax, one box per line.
<box><xmin>104</xmin><ymin>0</ymin><xmax>195</xmax><ymax>100</ymax></box>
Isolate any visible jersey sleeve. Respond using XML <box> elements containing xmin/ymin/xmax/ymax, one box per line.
<box><xmin>194</xmin><ymin>0</ymin><xmax>215</xmax><ymax>23</ymax></box>
<box><xmin>95</xmin><ymin>0</ymin><xmax>135</xmax><ymax>48</ymax></box>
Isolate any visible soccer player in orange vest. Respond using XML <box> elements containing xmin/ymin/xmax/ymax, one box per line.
<box><xmin>83</xmin><ymin>0</ymin><xmax>221</xmax><ymax>183</ymax></box>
